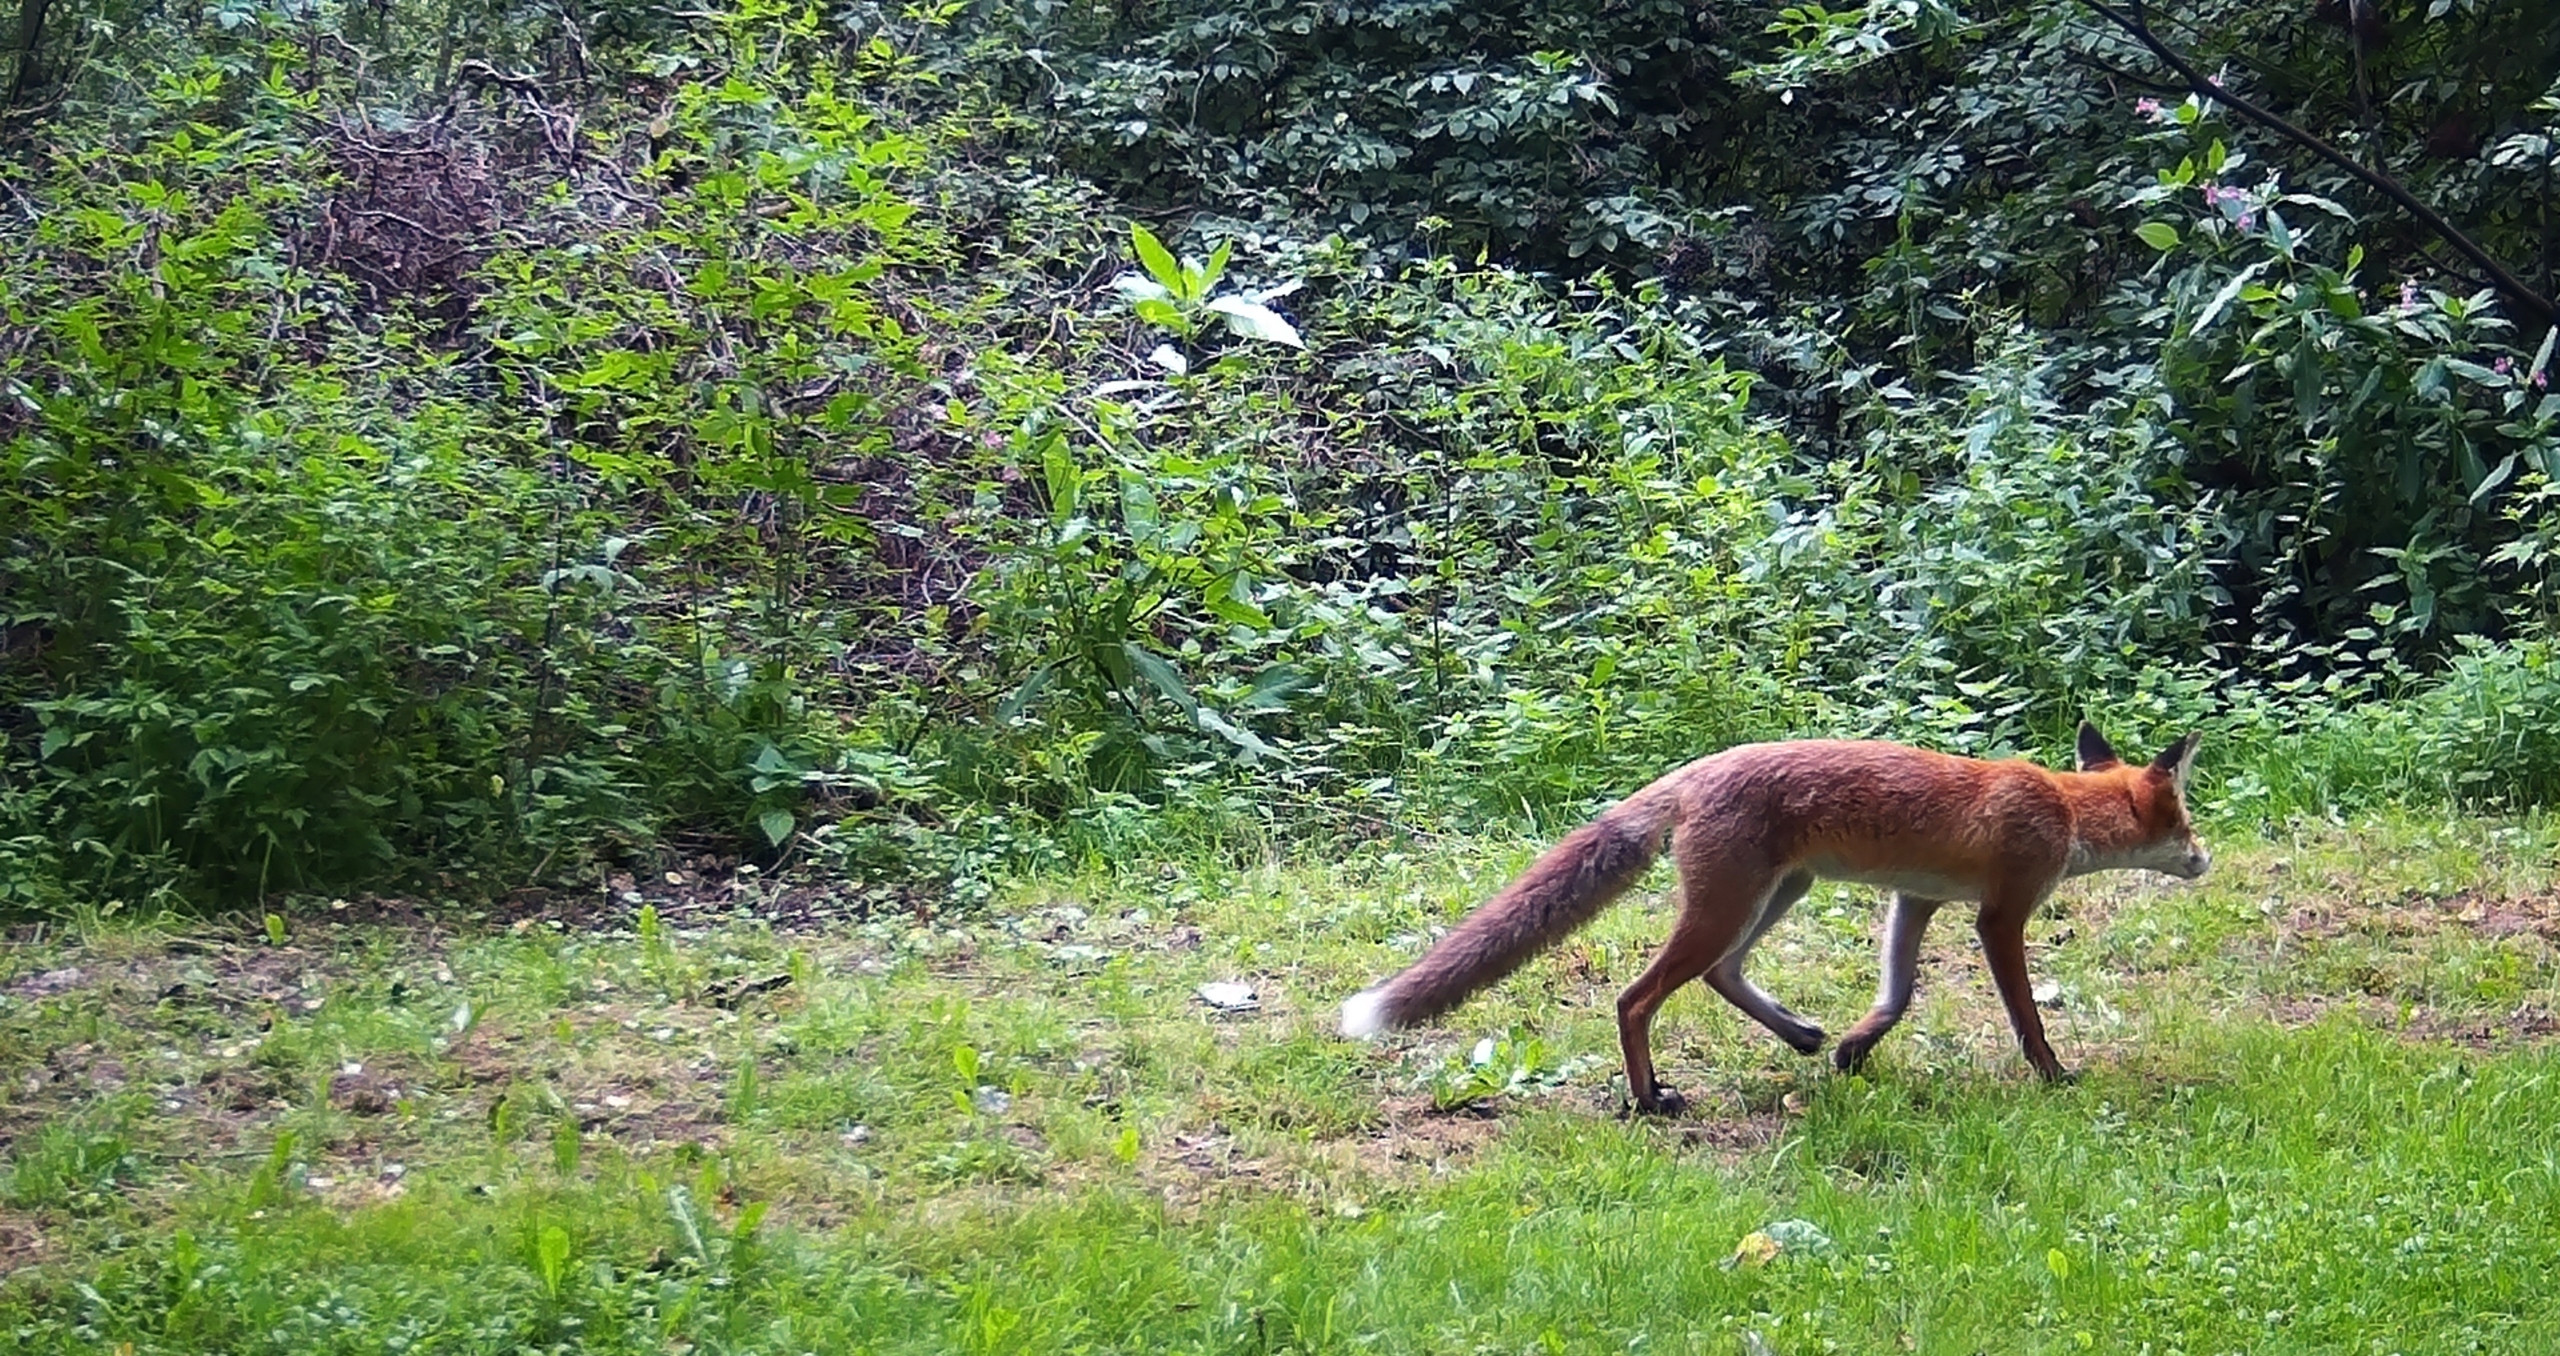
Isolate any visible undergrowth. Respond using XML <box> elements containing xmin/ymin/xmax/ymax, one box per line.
<box><xmin>3</xmin><ymin>2</ymin><xmax>2558</xmax><ymax>914</ymax></box>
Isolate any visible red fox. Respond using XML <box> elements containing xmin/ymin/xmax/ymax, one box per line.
<box><xmin>1340</xmin><ymin>723</ymin><xmax>2209</xmax><ymax>1112</ymax></box>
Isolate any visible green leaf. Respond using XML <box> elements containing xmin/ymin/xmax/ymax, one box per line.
<box><xmin>536</xmin><ymin>1225</ymin><xmax>571</xmax><ymax>1298</ymax></box>
<box><xmin>1131</xmin><ymin>224</ymin><xmax>1183</xmax><ymax>297</ymax></box>
<box><xmin>2191</xmin><ymin>260</ymin><xmax>2270</xmax><ymax>337</ymax></box>
<box><xmin>996</xmin><ymin>663</ymin><xmax>1054</xmax><ymax>724</ymax></box>
<box><xmin>1195</xmin><ymin>707</ymin><xmax>1276</xmax><ymax>761</ymax></box>
<box><xmin>2459</xmin><ymin>438</ymin><xmax>2488</xmax><ymax>492</ymax></box>
<box><xmin>1205</xmin><ymin>297</ymin><xmax>1305</xmax><ymax>348</ymax></box>
<box><xmin>1120</xmin><ymin>470</ymin><xmax>1161</xmax><ymax>541</ymax></box>
<box><xmin>1110</xmin><ymin>274</ymin><xmax>1171</xmax><ymax>303</ymax></box>
<box><xmin>1041</xmin><ymin>437</ymin><xmax>1081</xmax><ymax>522</ymax></box>
<box><xmin>2471</xmin><ymin>453</ymin><xmax>2519</xmax><ymax>504</ymax></box>
<box><xmin>2413</xmin><ymin>357</ymin><xmax>2448</xmax><ymax>401</ymax></box>
<box><xmin>1237</xmin><ymin>664</ymin><xmax>1311</xmax><ymax>713</ymax></box>
<box><xmin>758</xmin><ymin>809</ymin><xmax>795</xmax><ymax>846</ymax></box>
<box><xmin>1204</xmin><ymin>590</ymin><xmax>1272</xmax><ymax>630</ymax></box>
<box><xmin>2134</xmin><ymin>221</ymin><xmax>2180</xmax><ymax>252</ymax></box>
<box><xmin>1203</xmin><ymin>571</ymin><xmax>1271</xmax><ymax>629</ymax></box>
<box><xmin>1122</xmin><ymin>643</ymin><xmax>1198</xmax><ymax>716</ymax></box>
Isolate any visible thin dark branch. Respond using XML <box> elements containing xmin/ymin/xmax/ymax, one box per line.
<box><xmin>2079</xmin><ymin>0</ymin><xmax>2560</xmax><ymax>332</ymax></box>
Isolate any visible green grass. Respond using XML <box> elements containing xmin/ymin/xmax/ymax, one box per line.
<box><xmin>2</xmin><ymin>813</ymin><xmax>2558</xmax><ymax>1353</ymax></box>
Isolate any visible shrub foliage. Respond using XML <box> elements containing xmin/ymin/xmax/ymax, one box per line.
<box><xmin>2</xmin><ymin>0</ymin><xmax>2558</xmax><ymax>907</ymax></box>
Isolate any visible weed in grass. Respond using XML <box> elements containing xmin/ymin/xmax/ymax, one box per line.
<box><xmin>1</xmin><ymin>1120</ymin><xmax>140</xmax><ymax>1214</ymax></box>
<box><xmin>551</xmin><ymin>1116</ymin><xmax>582</xmax><ymax>1178</ymax></box>
<box><xmin>1422</xmin><ymin>1025</ymin><xmax>1602</xmax><ymax>1111</ymax></box>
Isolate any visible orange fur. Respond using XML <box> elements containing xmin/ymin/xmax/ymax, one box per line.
<box><xmin>1339</xmin><ymin>722</ymin><xmax>2209</xmax><ymax>1112</ymax></box>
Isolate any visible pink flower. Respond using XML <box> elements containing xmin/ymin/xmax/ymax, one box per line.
<box><xmin>2534</xmin><ymin>369</ymin><xmax>2550</xmax><ymax>390</ymax></box>
<box><xmin>2236</xmin><ymin>212</ymin><xmax>2255</xmax><ymax>231</ymax></box>
<box><xmin>2399</xmin><ymin>279</ymin><xmax>2419</xmax><ymax>309</ymax></box>
<box><xmin>2136</xmin><ymin>98</ymin><xmax>2162</xmax><ymax>117</ymax></box>
<box><xmin>2493</xmin><ymin>356</ymin><xmax>2515</xmax><ymax>376</ymax></box>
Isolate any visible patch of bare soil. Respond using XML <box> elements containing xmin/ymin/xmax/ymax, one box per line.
<box><xmin>152</xmin><ymin>943</ymin><xmax>352</xmax><ymax>1016</ymax></box>
<box><xmin>1140</xmin><ymin>1125</ymin><xmax>1277</xmax><ymax>1206</ymax></box>
<box><xmin>0</xmin><ymin>1209</ymin><xmax>48</xmax><ymax>1277</ymax></box>
<box><xmin>1345</xmin><ymin>1096</ymin><xmax>1507</xmax><ymax>1178</ymax></box>
<box><xmin>194</xmin><ymin>1065</ymin><xmax>294</xmax><ymax>1118</ymax></box>
<box><xmin>552</xmin><ymin>1062</ymin><xmax>731</xmax><ymax>1152</ymax></box>
<box><xmin>2284</xmin><ymin>887</ymin><xmax>2560</xmax><ymax>944</ymax></box>
<box><xmin>1132</xmin><ymin>1096</ymin><xmax>1509</xmax><ymax>1209</ymax></box>
<box><xmin>2445</xmin><ymin>888</ymin><xmax>2560</xmax><ymax>941</ymax></box>
<box><xmin>5</xmin><ymin>968</ymin><xmax>91</xmax><ymax>1001</ymax></box>
<box><xmin>2401</xmin><ymin>1002</ymin><xmax>2560</xmax><ymax>1049</ymax></box>
<box><xmin>2260</xmin><ymin>993</ymin><xmax>2560</xmax><ymax>1050</ymax></box>
<box><xmin>1673</xmin><ymin>1110</ymin><xmax>1788</xmax><ymax>1162</ymax></box>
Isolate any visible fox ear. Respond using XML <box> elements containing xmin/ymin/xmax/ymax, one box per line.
<box><xmin>2150</xmin><ymin>733</ymin><xmax>2201</xmax><ymax>794</ymax></box>
<box><xmin>2076</xmin><ymin>720</ymin><xmax>2121</xmax><ymax>771</ymax></box>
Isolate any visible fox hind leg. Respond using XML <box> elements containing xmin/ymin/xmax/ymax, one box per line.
<box><xmin>1701</xmin><ymin>869</ymin><xmax>1826</xmax><ymax>1055</ymax></box>
<box><xmin>1616</xmin><ymin>855</ymin><xmax>1774</xmax><ymax>1114</ymax></box>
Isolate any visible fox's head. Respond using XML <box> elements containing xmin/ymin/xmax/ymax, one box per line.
<box><xmin>2072</xmin><ymin>721</ymin><xmax>2211</xmax><ymax>880</ymax></box>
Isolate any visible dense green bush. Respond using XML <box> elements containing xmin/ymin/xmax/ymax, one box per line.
<box><xmin>958</xmin><ymin>0</ymin><xmax>2560</xmax><ymax>658</ymax></box>
<box><xmin>2</xmin><ymin>6</ymin><xmax>942</xmax><ymax>904</ymax></box>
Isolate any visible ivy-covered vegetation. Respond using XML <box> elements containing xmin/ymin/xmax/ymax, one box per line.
<box><xmin>3</xmin><ymin>0</ymin><xmax>2559</xmax><ymax>910</ymax></box>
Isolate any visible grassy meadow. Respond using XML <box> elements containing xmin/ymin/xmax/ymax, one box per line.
<box><xmin>3</xmin><ymin>814</ymin><xmax>2559</xmax><ymax>1353</ymax></box>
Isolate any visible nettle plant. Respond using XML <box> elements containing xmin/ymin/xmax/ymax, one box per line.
<box><xmin>1110</xmin><ymin>223</ymin><xmax>1305</xmax><ymax>375</ymax></box>
<box><xmin>957</xmin><ymin>228</ymin><xmax>1317</xmax><ymax>805</ymax></box>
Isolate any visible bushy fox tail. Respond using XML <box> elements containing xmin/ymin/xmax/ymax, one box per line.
<box><xmin>1340</xmin><ymin>788</ymin><xmax>1679</xmax><ymax>1037</ymax></box>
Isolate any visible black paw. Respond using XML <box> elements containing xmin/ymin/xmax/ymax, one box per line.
<box><xmin>1630</xmin><ymin>1083</ymin><xmax>1689</xmax><ymax>1117</ymax></box>
<box><xmin>1833</xmin><ymin>1040</ymin><xmax>1875</xmax><ymax>1074</ymax></box>
<box><xmin>1783</xmin><ymin>1025</ymin><xmax>1828</xmax><ymax>1057</ymax></box>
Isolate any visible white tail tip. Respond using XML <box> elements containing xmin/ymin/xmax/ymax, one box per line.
<box><xmin>1339</xmin><ymin>988</ymin><xmax>1392</xmax><ymax>1039</ymax></box>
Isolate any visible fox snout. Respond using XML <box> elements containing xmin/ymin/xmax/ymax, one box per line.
<box><xmin>2126</xmin><ymin>833</ymin><xmax>2212</xmax><ymax>880</ymax></box>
